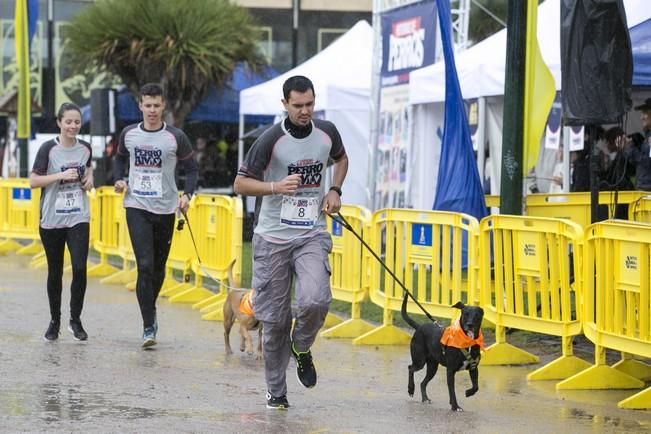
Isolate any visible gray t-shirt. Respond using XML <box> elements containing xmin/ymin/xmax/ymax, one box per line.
<box><xmin>117</xmin><ymin>122</ymin><xmax>194</xmax><ymax>214</ymax></box>
<box><xmin>31</xmin><ymin>137</ymin><xmax>92</xmax><ymax>229</ymax></box>
<box><xmin>238</xmin><ymin>118</ymin><xmax>346</xmax><ymax>240</ymax></box>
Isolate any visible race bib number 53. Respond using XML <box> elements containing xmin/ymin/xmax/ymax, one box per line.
<box><xmin>280</xmin><ymin>196</ymin><xmax>320</xmax><ymax>228</ymax></box>
<box><xmin>133</xmin><ymin>172</ymin><xmax>163</xmax><ymax>198</ymax></box>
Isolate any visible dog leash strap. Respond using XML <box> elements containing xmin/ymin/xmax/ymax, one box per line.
<box><xmin>328</xmin><ymin>212</ymin><xmax>436</xmax><ymax>323</ymax></box>
<box><xmin>181</xmin><ymin>209</ymin><xmax>202</xmax><ymax>264</ymax></box>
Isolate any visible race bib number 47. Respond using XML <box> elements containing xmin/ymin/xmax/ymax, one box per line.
<box><xmin>55</xmin><ymin>190</ymin><xmax>83</xmax><ymax>215</ymax></box>
<box><xmin>280</xmin><ymin>196</ymin><xmax>320</xmax><ymax>228</ymax></box>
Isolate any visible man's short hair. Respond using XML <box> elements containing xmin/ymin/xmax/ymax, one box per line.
<box><xmin>282</xmin><ymin>76</ymin><xmax>314</xmax><ymax>100</ymax></box>
<box><xmin>139</xmin><ymin>83</ymin><xmax>164</xmax><ymax>101</ymax></box>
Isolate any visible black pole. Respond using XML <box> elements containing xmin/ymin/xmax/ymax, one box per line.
<box><xmin>291</xmin><ymin>0</ymin><xmax>300</xmax><ymax>67</ymax></box>
<box><xmin>19</xmin><ymin>138</ymin><xmax>29</xmax><ymax>177</ymax></box>
<box><xmin>588</xmin><ymin>125</ymin><xmax>600</xmax><ymax>223</ymax></box>
<box><xmin>499</xmin><ymin>0</ymin><xmax>528</xmax><ymax>215</ymax></box>
<box><xmin>42</xmin><ymin>0</ymin><xmax>56</xmax><ymax>129</ymax></box>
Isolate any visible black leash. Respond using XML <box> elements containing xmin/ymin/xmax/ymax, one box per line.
<box><xmin>326</xmin><ymin>211</ymin><xmax>436</xmax><ymax>323</ymax></box>
<box><xmin>177</xmin><ymin>209</ymin><xmax>202</xmax><ymax>264</ymax></box>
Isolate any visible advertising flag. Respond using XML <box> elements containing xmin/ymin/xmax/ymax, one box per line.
<box><xmin>523</xmin><ymin>0</ymin><xmax>556</xmax><ymax>171</ymax></box>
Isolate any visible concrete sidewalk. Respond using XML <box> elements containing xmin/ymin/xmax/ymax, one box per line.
<box><xmin>0</xmin><ymin>253</ymin><xmax>648</xmax><ymax>433</ymax></box>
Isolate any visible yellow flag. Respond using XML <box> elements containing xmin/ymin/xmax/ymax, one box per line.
<box><xmin>15</xmin><ymin>0</ymin><xmax>31</xmax><ymax>139</ymax></box>
<box><xmin>523</xmin><ymin>0</ymin><xmax>555</xmax><ymax>172</ymax></box>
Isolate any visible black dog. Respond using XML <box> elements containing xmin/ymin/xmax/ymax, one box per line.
<box><xmin>401</xmin><ymin>293</ymin><xmax>484</xmax><ymax>412</ymax></box>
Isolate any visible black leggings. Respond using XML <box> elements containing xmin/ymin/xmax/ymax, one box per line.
<box><xmin>126</xmin><ymin>207</ymin><xmax>175</xmax><ymax>328</ymax></box>
<box><xmin>39</xmin><ymin>223</ymin><xmax>90</xmax><ymax>322</ymax></box>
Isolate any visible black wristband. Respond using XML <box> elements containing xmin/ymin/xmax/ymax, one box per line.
<box><xmin>183</xmin><ymin>192</ymin><xmax>193</xmax><ymax>200</ymax></box>
<box><xmin>329</xmin><ymin>186</ymin><xmax>342</xmax><ymax>197</ymax></box>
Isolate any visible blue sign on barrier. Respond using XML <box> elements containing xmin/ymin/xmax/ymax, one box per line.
<box><xmin>12</xmin><ymin>188</ymin><xmax>31</xmax><ymax>201</ymax></box>
<box><xmin>411</xmin><ymin>223</ymin><xmax>432</xmax><ymax>246</ymax></box>
<box><xmin>331</xmin><ymin>219</ymin><xmax>343</xmax><ymax>237</ymax></box>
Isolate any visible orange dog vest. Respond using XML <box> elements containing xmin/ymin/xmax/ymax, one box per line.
<box><xmin>239</xmin><ymin>289</ymin><xmax>255</xmax><ymax>316</ymax></box>
<box><xmin>440</xmin><ymin>319</ymin><xmax>485</xmax><ymax>350</ymax></box>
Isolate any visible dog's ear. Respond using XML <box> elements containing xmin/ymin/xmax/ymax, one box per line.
<box><xmin>451</xmin><ymin>301</ymin><xmax>465</xmax><ymax>310</ymax></box>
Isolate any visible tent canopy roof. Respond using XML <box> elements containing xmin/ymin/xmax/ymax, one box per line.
<box><xmin>239</xmin><ymin>20</ymin><xmax>373</xmax><ymax>116</ymax></box>
<box><xmin>409</xmin><ymin>0</ymin><xmax>651</xmax><ymax>105</ymax></box>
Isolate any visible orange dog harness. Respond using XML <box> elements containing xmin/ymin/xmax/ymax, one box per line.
<box><xmin>239</xmin><ymin>289</ymin><xmax>255</xmax><ymax>316</ymax></box>
<box><xmin>440</xmin><ymin>319</ymin><xmax>485</xmax><ymax>350</ymax></box>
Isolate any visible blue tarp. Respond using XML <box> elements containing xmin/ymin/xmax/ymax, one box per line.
<box><xmin>631</xmin><ymin>18</ymin><xmax>651</xmax><ymax>86</ymax></box>
<box><xmin>83</xmin><ymin>62</ymin><xmax>277</xmax><ymax>126</ymax></box>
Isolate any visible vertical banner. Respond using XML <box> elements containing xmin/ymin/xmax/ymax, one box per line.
<box><xmin>376</xmin><ymin>0</ymin><xmax>437</xmax><ymax>209</ymax></box>
<box><xmin>15</xmin><ymin>0</ymin><xmax>31</xmax><ymax>139</ymax></box>
<box><xmin>544</xmin><ymin>93</ymin><xmax>562</xmax><ymax>150</ymax></box>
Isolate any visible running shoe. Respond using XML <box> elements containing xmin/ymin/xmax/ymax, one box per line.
<box><xmin>266</xmin><ymin>391</ymin><xmax>290</xmax><ymax>409</ymax></box>
<box><xmin>142</xmin><ymin>326</ymin><xmax>157</xmax><ymax>348</ymax></box>
<box><xmin>68</xmin><ymin>320</ymin><xmax>88</xmax><ymax>341</ymax></box>
<box><xmin>291</xmin><ymin>342</ymin><xmax>317</xmax><ymax>388</ymax></box>
<box><xmin>44</xmin><ymin>320</ymin><xmax>60</xmax><ymax>341</ymax></box>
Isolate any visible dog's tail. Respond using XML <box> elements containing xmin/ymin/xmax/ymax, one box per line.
<box><xmin>401</xmin><ymin>292</ymin><xmax>421</xmax><ymax>331</ymax></box>
<box><xmin>226</xmin><ymin>258</ymin><xmax>238</xmax><ymax>290</ymax></box>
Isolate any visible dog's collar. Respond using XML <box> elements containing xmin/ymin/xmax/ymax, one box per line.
<box><xmin>440</xmin><ymin>319</ymin><xmax>485</xmax><ymax>350</ymax></box>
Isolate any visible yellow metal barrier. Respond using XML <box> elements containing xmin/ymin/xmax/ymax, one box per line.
<box><xmin>629</xmin><ymin>194</ymin><xmax>651</xmax><ymax>223</ymax></box>
<box><xmin>98</xmin><ymin>204</ymin><xmax>137</xmax><ymax>288</ymax></box>
<box><xmin>158</xmin><ymin>198</ymin><xmax>199</xmax><ymax>297</ymax></box>
<box><xmin>87</xmin><ymin>187</ymin><xmax>121</xmax><ymax>277</ymax></box>
<box><xmin>557</xmin><ymin>221</ymin><xmax>651</xmax><ymax>409</ymax></box>
<box><xmin>320</xmin><ymin>205</ymin><xmax>374</xmax><ymax>339</ymax></box>
<box><xmin>525</xmin><ymin>191</ymin><xmax>648</xmax><ymax>227</ymax></box>
<box><xmin>0</xmin><ymin>178</ymin><xmax>42</xmax><ymax>255</ymax></box>
<box><xmin>163</xmin><ymin>194</ymin><xmax>243</xmax><ymax>319</ymax></box>
<box><xmin>354</xmin><ymin>208</ymin><xmax>480</xmax><ymax>345</ymax></box>
<box><xmin>479</xmin><ymin>215</ymin><xmax>589</xmax><ymax>379</ymax></box>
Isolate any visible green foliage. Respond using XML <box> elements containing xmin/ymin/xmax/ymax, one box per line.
<box><xmin>63</xmin><ymin>0</ymin><xmax>266</xmax><ymax>126</ymax></box>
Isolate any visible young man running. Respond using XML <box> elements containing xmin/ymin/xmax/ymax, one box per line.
<box><xmin>113</xmin><ymin>83</ymin><xmax>198</xmax><ymax>348</ymax></box>
<box><xmin>234</xmin><ymin>75</ymin><xmax>348</xmax><ymax>409</ymax></box>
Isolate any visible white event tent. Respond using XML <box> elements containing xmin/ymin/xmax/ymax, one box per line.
<box><xmin>407</xmin><ymin>0</ymin><xmax>651</xmax><ymax>210</ymax></box>
<box><xmin>238</xmin><ymin>20</ymin><xmax>373</xmax><ymax>207</ymax></box>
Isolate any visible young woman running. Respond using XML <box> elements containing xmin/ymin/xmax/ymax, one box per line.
<box><xmin>30</xmin><ymin>102</ymin><xmax>94</xmax><ymax>341</ymax></box>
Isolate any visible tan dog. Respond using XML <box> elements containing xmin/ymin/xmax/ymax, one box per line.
<box><xmin>223</xmin><ymin>259</ymin><xmax>262</xmax><ymax>360</ymax></box>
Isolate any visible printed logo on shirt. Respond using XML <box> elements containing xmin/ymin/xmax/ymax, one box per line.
<box><xmin>134</xmin><ymin>146</ymin><xmax>163</xmax><ymax>168</ymax></box>
<box><xmin>59</xmin><ymin>163</ymin><xmax>83</xmax><ymax>185</ymax></box>
<box><xmin>288</xmin><ymin>159</ymin><xmax>323</xmax><ymax>187</ymax></box>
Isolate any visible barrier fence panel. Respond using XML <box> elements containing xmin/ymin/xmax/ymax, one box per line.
<box><xmin>557</xmin><ymin>221</ymin><xmax>651</xmax><ymax>409</ymax></box>
<box><xmin>0</xmin><ymin>178</ymin><xmax>42</xmax><ymax>255</ymax></box>
<box><xmin>353</xmin><ymin>208</ymin><xmax>480</xmax><ymax>346</ymax></box>
<box><xmin>629</xmin><ymin>194</ymin><xmax>651</xmax><ymax>223</ymax></box>
<box><xmin>525</xmin><ymin>191</ymin><xmax>648</xmax><ymax>228</ymax></box>
<box><xmin>479</xmin><ymin>215</ymin><xmax>588</xmax><ymax>379</ymax></box>
<box><xmin>87</xmin><ymin>187</ymin><xmax>121</xmax><ymax>277</ymax></box>
<box><xmin>166</xmin><ymin>194</ymin><xmax>242</xmax><ymax>319</ymax></box>
<box><xmin>99</xmin><ymin>203</ymin><xmax>137</xmax><ymax>288</ymax></box>
<box><xmin>320</xmin><ymin>205</ymin><xmax>375</xmax><ymax>340</ymax></box>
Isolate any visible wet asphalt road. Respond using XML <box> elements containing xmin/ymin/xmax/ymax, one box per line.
<box><xmin>0</xmin><ymin>253</ymin><xmax>649</xmax><ymax>433</ymax></box>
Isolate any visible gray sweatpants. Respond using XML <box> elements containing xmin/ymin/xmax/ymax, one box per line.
<box><xmin>251</xmin><ymin>230</ymin><xmax>333</xmax><ymax>397</ymax></box>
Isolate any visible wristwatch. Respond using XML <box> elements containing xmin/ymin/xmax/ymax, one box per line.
<box><xmin>329</xmin><ymin>186</ymin><xmax>342</xmax><ymax>197</ymax></box>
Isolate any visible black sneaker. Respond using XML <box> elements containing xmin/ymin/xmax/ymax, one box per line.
<box><xmin>68</xmin><ymin>320</ymin><xmax>88</xmax><ymax>341</ymax></box>
<box><xmin>44</xmin><ymin>320</ymin><xmax>60</xmax><ymax>341</ymax></box>
<box><xmin>266</xmin><ymin>391</ymin><xmax>290</xmax><ymax>409</ymax></box>
<box><xmin>291</xmin><ymin>342</ymin><xmax>317</xmax><ymax>388</ymax></box>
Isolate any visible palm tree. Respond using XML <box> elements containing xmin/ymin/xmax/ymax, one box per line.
<box><xmin>63</xmin><ymin>0</ymin><xmax>266</xmax><ymax>126</ymax></box>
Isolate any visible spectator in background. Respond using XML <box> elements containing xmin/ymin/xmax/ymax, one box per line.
<box><xmin>602</xmin><ymin>126</ymin><xmax>634</xmax><ymax>191</ymax></box>
<box><xmin>570</xmin><ymin>126</ymin><xmax>605</xmax><ymax>192</ymax></box>
<box><xmin>624</xmin><ymin>98</ymin><xmax>651</xmax><ymax>191</ymax></box>
<box><xmin>549</xmin><ymin>145</ymin><xmax>564</xmax><ymax>193</ymax></box>
<box><xmin>195</xmin><ymin>136</ymin><xmax>218</xmax><ymax>188</ymax></box>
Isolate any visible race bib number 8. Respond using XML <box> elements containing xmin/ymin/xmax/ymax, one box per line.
<box><xmin>280</xmin><ymin>196</ymin><xmax>320</xmax><ymax>228</ymax></box>
<box><xmin>55</xmin><ymin>190</ymin><xmax>83</xmax><ymax>215</ymax></box>
<box><xmin>133</xmin><ymin>172</ymin><xmax>163</xmax><ymax>198</ymax></box>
